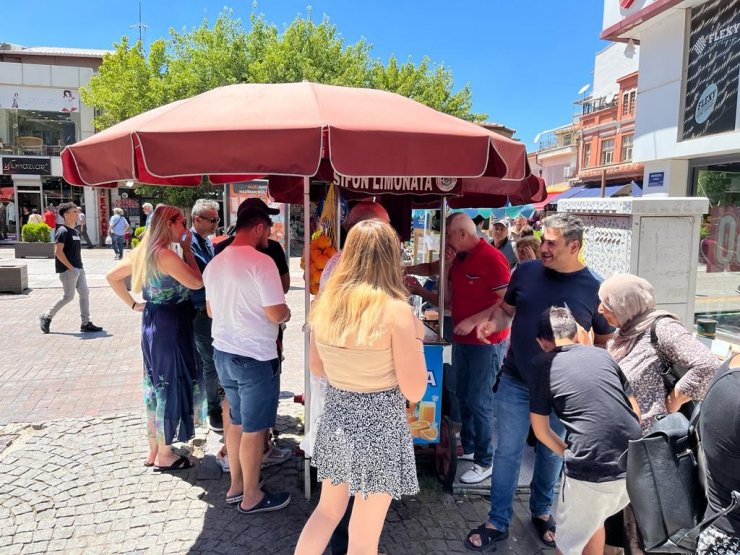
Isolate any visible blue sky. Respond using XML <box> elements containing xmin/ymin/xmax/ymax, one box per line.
<box><xmin>2</xmin><ymin>1</ymin><xmax>608</xmax><ymax>147</ymax></box>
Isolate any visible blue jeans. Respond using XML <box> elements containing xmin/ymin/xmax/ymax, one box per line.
<box><xmin>488</xmin><ymin>373</ymin><xmax>565</xmax><ymax>531</ymax></box>
<box><xmin>453</xmin><ymin>340</ymin><xmax>507</xmax><ymax>468</ymax></box>
<box><xmin>213</xmin><ymin>349</ymin><xmax>280</xmax><ymax>433</ymax></box>
<box><xmin>110</xmin><ymin>233</ymin><xmax>125</xmax><ymax>257</ymax></box>
<box><xmin>192</xmin><ymin>309</ymin><xmax>221</xmax><ymax>417</ymax></box>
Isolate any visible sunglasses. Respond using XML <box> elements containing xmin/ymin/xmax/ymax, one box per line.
<box><xmin>198</xmin><ymin>215</ymin><xmax>220</xmax><ymax>224</ymax></box>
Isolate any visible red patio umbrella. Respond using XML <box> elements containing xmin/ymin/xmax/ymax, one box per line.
<box><xmin>62</xmin><ymin>82</ymin><xmax>530</xmax><ymax>188</ymax></box>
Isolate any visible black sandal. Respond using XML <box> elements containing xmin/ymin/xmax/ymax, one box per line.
<box><xmin>153</xmin><ymin>455</ymin><xmax>193</xmax><ymax>472</ymax></box>
<box><xmin>464</xmin><ymin>523</ymin><xmax>508</xmax><ymax>551</ymax></box>
<box><xmin>531</xmin><ymin>515</ymin><xmax>556</xmax><ymax>548</ymax></box>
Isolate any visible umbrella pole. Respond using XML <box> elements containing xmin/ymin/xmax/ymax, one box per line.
<box><xmin>303</xmin><ymin>176</ymin><xmax>312</xmax><ymax>500</ymax></box>
<box><xmin>439</xmin><ymin>199</ymin><xmax>448</xmax><ymax>339</ymax></box>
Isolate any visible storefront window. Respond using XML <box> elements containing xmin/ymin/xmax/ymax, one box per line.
<box><xmin>693</xmin><ymin>160</ymin><xmax>740</xmax><ymax>337</ymax></box>
<box><xmin>0</xmin><ymin>109</ymin><xmax>79</xmax><ymax>155</ymax></box>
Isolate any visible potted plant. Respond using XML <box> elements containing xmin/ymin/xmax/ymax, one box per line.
<box><xmin>15</xmin><ymin>223</ymin><xmax>55</xmax><ymax>258</ymax></box>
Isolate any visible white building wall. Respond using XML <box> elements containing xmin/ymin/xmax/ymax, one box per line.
<box><xmin>592</xmin><ymin>42</ymin><xmax>641</xmax><ymax>100</ymax></box>
<box><xmin>603</xmin><ymin>0</ymin><xmax>658</xmax><ymax>31</ymax></box>
<box><xmin>632</xmin><ymin>6</ymin><xmax>740</xmax><ymax>195</ymax></box>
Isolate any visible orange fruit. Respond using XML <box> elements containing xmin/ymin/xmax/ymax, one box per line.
<box><xmin>316</xmin><ymin>235</ymin><xmax>332</xmax><ymax>249</ymax></box>
<box><xmin>315</xmin><ymin>254</ymin><xmax>329</xmax><ymax>270</ymax></box>
<box><xmin>311</xmin><ymin>269</ymin><xmax>322</xmax><ymax>283</ymax></box>
<box><xmin>324</xmin><ymin>246</ymin><xmax>337</xmax><ymax>258</ymax></box>
<box><xmin>299</xmin><ymin>256</ymin><xmax>305</xmax><ymax>270</ymax></box>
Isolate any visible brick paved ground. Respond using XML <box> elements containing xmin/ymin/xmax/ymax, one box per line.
<box><xmin>0</xmin><ymin>246</ymin><xmax>553</xmax><ymax>554</ymax></box>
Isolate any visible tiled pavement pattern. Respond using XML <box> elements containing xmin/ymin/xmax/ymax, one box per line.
<box><xmin>0</xmin><ymin>246</ymin><xmax>553</xmax><ymax>554</ymax></box>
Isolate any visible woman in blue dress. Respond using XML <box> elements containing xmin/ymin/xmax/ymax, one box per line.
<box><xmin>107</xmin><ymin>204</ymin><xmax>206</xmax><ymax>470</ymax></box>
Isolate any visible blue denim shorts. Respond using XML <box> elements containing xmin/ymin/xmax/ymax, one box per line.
<box><xmin>213</xmin><ymin>349</ymin><xmax>280</xmax><ymax>433</ymax></box>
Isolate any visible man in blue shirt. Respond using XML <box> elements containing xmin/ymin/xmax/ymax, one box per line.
<box><xmin>464</xmin><ymin>213</ymin><xmax>615</xmax><ymax>551</ymax></box>
<box><xmin>190</xmin><ymin>199</ymin><xmax>222</xmax><ymax>432</ymax></box>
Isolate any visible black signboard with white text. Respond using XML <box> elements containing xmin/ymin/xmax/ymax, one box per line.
<box><xmin>2</xmin><ymin>157</ymin><xmax>51</xmax><ymax>175</ymax></box>
<box><xmin>682</xmin><ymin>0</ymin><xmax>740</xmax><ymax>140</ymax></box>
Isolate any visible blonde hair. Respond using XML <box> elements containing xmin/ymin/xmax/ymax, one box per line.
<box><xmin>130</xmin><ymin>204</ymin><xmax>182</xmax><ymax>293</ymax></box>
<box><xmin>310</xmin><ymin>220</ymin><xmax>407</xmax><ymax>346</ymax></box>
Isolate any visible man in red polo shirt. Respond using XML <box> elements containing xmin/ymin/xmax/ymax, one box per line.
<box><xmin>446</xmin><ymin>212</ymin><xmax>510</xmax><ymax>484</ymax></box>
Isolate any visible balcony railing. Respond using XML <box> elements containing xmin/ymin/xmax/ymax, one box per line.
<box><xmin>0</xmin><ymin>144</ymin><xmax>65</xmax><ymax>157</ymax></box>
<box><xmin>536</xmin><ymin>131</ymin><xmax>576</xmax><ymax>153</ymax></box>
<box><xmin>580</xmin><ymin>96</ymin><xmax>618</xmax><ymax>116</ymax></box>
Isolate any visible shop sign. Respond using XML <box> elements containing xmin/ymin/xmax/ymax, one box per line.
<box><xmin>579</xmin><ymin>163</ymin><xmax>642</xmax><ymax>179</ymax></box>
<box><xmin>98</xmin><ymin>189</ymin><xmax>109</xmax><ymax>238</ymax></box>
<box><xmin>333</xmin><ymin>171</ymin><xmax>460</xmax><ymax>195</ymax></box>
<box><xmin>2</xmin><ymin>157</ymin><xmax>51</xmax><ymax>175</ymax></box>
<box><xmin>647</xmin><ymin>171</ymin><xmax>664</xmax><ymax>188</ymax></box>
<box><xmin>0</xmin><ymin>85</ymin><xmax>80</xmax><ymax>112</ymax></box>
<box><xmin>682</xmin><ymin>0</ymin><xmax>740</xmax><ymax>140</ymax></box>
<box><xmin>228</xmin><ymin>181</ymin><xmax>285</xmax><ymax>249</ymax></box>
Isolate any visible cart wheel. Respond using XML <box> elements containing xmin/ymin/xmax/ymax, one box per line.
<box><xmin>434</xmin><ymin>416</ymin><xmax>457</xmax><ymax>489</ymax></box>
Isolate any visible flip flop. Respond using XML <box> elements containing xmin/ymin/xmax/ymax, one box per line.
<box><xmin>153</xmin><ymin>455</ymin><xmax>193</xmax><ymax>472</ymax></box>
<box><xmin>531</xmin><ymin>515</ymin><xmax>556</xmax><ymax>548</ymax></box>
<box><xmin>464</xmin><ymin>523</ymin><xmax>508</xmax><ymax>551</ymax></box>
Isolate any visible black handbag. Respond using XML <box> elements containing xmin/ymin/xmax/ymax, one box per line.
<box><xmin>622</xmin><ymin>366</ymin><xmax>740</xmax><ymax>553</ymax></box>
<box><xmin>649</xmin><ymin>316</ymin><xmax>698</xmax><ymax>420</ymax></box>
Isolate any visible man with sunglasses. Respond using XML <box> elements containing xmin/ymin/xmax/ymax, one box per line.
<box><xmin>190</xmin><ymin>199</ymin><xmax>224</xmax><ymax>432</ymax></box>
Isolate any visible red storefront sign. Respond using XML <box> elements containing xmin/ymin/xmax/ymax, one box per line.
<box><xmin>98</xmin><ymin>190</ymin><xmax>109</xmax><ymax>238</ymax></box>
<box><xmin>704</xmin><ymin>206</ymin><xmax>740</xmax><ymax>273</ymax></box>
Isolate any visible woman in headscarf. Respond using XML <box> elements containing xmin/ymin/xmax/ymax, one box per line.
<box><xmin>599</xmin><ymin>274</ymin><xmax>720</xmax><ymax>555</ymax></box>
<box><xmin>598</xmin><ymin>273</ymin><xmax>718</xmax><ymax>433</ymax></box>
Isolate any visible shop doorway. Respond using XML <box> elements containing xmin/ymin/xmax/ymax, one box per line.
<box><xmin>15</xmin><ymin>190</ymin><xmax>44</xmax><ymax>237</ymax></box>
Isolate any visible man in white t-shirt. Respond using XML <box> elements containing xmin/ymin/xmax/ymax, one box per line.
<box><xmin>203</xmin><ymin>206</ymin><xmax>292</xmax><ymax>514</ymax></box>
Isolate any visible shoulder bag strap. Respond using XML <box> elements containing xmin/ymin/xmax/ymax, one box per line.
<box><xmin>670</xmin><ymin>491</ymin><xmax>740</xmax><ymax>550</ymax></box>
<box><xmin>650</xmin><ymin>315</ymin><xmax>680</xmax><ymax>391</ymax></box>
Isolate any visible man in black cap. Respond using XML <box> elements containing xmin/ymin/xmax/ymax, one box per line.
<box><xmin>212</xmin><ymin>198</ymin><xmax>292</xmax><ymax>473</ymax></box>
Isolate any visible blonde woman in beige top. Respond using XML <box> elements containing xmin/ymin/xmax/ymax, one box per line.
<box><xmin>295</xmin><ymin>219</ymin><xmax>428</xmax><ymax>555</ymax></box>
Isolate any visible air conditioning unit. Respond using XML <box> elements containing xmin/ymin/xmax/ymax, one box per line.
<box><xmin>563</xmin><ymin>166</ymin><xmax>573</xmax><ymax>178</ymax></box>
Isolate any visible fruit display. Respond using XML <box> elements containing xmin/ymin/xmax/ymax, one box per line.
<box><xmin>301</xmin><ymin>233</ymin><xmax>338</xmax><ymax>294</ymax></box>
<box><xmin>300</xmin><ymin>184</ymin><xmax>340</xmax><ymax>295</ymax></box>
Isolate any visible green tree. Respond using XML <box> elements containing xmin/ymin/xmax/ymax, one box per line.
<box><xmin>82</xmin><ymin>8</ymin><xmax>487</xmax><ymax>208</ymax></box>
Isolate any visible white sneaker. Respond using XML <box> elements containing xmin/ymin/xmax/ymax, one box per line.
<box><xmin>460</xmin><ymin>464</ymin><xmax>492</xmax><ymax>484</ymax></box>
<box><xmin>216</xmin><ymin>449</ymin><xmax>230</xmax><ymax>473</ymax></box>
<box><xmin>459</xmin><ymin>452</ymin><xmax>474</xmax><ymax>461</ymax></box>
<box><xmin>261</xmin><ymin>446</ymin><xmax>292</xmax><ymax>468</ymax></box>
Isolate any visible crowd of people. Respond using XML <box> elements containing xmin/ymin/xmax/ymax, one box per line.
<box><xmin>39</xmin><ymin>193</ymin><xmax>732</xmax><ymax>554</ymax></box>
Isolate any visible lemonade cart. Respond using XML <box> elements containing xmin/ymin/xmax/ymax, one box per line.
<box><xmin>407</xmin><ymin>321</ymin><xmax>458</xmax><ymax>488</ymax></box>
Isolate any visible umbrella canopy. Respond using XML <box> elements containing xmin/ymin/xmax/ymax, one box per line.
<box><xmin>62</xmin><ymin>82</ymin><xmax>530</xmax><ymax>190</ymax></box>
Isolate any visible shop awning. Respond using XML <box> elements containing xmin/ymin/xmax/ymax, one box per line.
<box><xmin>556</xmin><ymin>182</ymin><xmax>642</xmax><ymax>201</ymax></box>
<box><xmin>533</xmin><ymin>188</ymin><xmax>580</xmax><ymax>210</ymax></box>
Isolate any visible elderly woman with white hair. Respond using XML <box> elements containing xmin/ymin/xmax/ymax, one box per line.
<box><xmin>108</xmin><ymin>207</ymin><xmax>130</xmax><ymax>260</ymax></box>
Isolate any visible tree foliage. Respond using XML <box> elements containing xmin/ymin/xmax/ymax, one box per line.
<box><xmin>82</xmin><ymin>8</ymin><xmax>487</xmax><ymax>208</ymax></box>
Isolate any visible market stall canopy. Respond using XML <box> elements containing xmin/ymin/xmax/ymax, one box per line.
<box><xmin>62</xmin><ymin>82</ymin><xmax>531</xmax><ymax>189</ymax></box>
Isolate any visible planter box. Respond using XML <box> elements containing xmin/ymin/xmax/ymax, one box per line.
<box><xmin>0</xmin><ymin>264</ymin><xmax>28</xmax><ymax>293</ymax></box>
<box><xmin>14</xmin><ymin>242</ymin><xmax>55</xmax><ymax>259</ymax></box>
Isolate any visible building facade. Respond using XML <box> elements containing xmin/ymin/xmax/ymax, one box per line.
<box><xmin>601</xmin><ymin>0</ymin><xmax>740</xmax><ymax>337</ymax></box>
<box><xmin>577</xmin><ymin>42</ymin><xmax>643</xmax><ymax>188</ymax></box>
<box><xmin>0</xmin><ymin>43</ymin><xmax>108</xmax><ymax>244</ymax></box>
